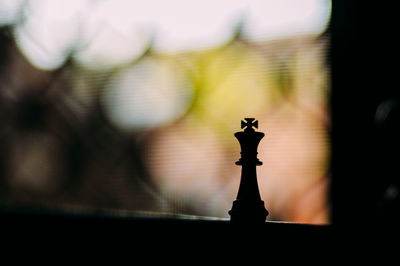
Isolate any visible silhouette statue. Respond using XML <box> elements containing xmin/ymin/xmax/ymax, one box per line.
<box><xmin>229</xmin><ymin>118</ymin><xmax>269</xmax><ymax>222</ymax></box>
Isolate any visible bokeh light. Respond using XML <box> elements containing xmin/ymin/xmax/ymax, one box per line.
<box><xmin>5</xmin><ymin>0</ymin><xmax>331</xmax><ymax>69</ymax></box>
<box><xmin>102</xmin><ymin>56</ymin><xmax>193</xmax><ymax>130</ymax></box>
<box><xmin>0</xmin><ymin>0</ymin><xmax>332</xmax><ymax>224</ymax></box>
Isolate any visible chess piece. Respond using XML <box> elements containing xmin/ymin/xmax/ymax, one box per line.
<box><xmin>229</xmin><ymin>118</ymin><xmax>269</xmax><ymax>222</ymax></box>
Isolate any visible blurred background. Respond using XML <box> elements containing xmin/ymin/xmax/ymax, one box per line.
<box><xmin>0</xmin><ymin>0</ymin><xmax>331</xmax><ymax>224</ymax></box>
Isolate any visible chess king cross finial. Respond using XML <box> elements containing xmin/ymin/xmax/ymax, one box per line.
<box><xmin>241</xmin><ymin>118</ymin><xmax>258</xmax><ymax>131</ymax></box>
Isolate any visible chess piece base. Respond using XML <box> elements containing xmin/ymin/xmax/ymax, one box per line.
<box><xmin>229</xmin><ymin>199</ymin><xmax>268</xmax><ymax>223</ymax></box>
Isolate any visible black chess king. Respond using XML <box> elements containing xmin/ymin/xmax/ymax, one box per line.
<box><xmin>229</xmin><ymin>118</ymin><xmax>269</xmax><ymax>222</ymax></box>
